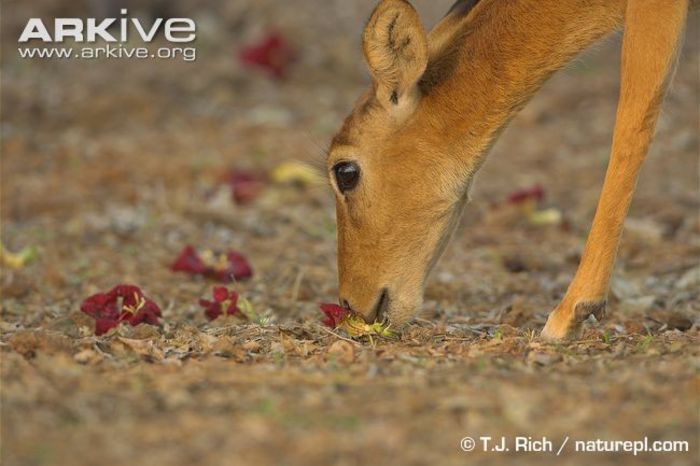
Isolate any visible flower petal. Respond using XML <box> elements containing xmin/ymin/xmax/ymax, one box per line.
<box><xmin>204</xmin><ymin>304</ymin><xmax>223</xmax><ymax>321</ymax></box>
<box><xmin>95</xmin><ymin>318</ymin><xmax>119</xmax><ymax>336</ymax></box>
<box><xmin>225</xmin><ymin>251</ymin><xmax>253</xmax><ymax>281</ymax></box>
<box><xmin>223</xmin><ymin>171</ymin><xmax>265</xmax><ymax>205</ymax></box>
<box><xmin>213</xmin><ymin>286</ymin><xmax>229</xmax><ymax>302</ymax></box>
<box><xmin>171</xmin><ymin>245</ymin><xmax>207</xmax><ymax>275</ymax></box>
<box><xmin>239</xmin><ymin>32</ymin><xmax>296</xmax><ymax>79</ymax></box>
<box><xmin>507</xmin><ymin>185</ymin><xmax>545</xmax><ymax>205</ymax></box>
<box><xmin>81</xmin><ymin>284</ymin><xmax>162</xmax><ymax>335</ymax></box>
<box><xmin>319</xmin><ymin>303</ymin><xmax>349</xmax><ymax>328</ymax></box>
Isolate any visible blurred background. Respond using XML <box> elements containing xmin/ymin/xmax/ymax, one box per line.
<box><xmin>2</xmin><ymin>1</ymin><xmax>699</xmax><ymax>465</ymax></box>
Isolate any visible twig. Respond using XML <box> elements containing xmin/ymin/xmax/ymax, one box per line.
<box><xmin>290</xmin><ymin>267</ymin><xmax>306</xmax><ymax>302</ymax></box>
<box><xmin>318</xmin><ymin>325</ymin><xmax>362</xmax><ymax>346</ymax></box>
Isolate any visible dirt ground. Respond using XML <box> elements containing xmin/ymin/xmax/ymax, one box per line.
<box><xmin>1</xmin><ymin>1</ymin><xmax>699</xmax><ymax>465</ymax></box>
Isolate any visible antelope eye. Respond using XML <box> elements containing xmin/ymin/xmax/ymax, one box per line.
<box><xmin>333</xmin><ymin>161</ymin><xmax>360</xmax><ymax>194</ymax></box>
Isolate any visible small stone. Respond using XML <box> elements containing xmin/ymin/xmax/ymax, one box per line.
<box><xmin>667</xmin><ymin>312</ymin><xmax>693</xmax><ymax>332</ymax></box>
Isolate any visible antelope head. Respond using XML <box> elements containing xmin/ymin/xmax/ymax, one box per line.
<box><xmin>327</xmin><ymin>0</ymin><xmax>483</xmax><ymax>327</ymax></box>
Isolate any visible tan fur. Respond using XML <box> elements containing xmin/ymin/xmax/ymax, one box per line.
<box><xmin>327</xmin><ymin>0</ymin><xmax>691</xmax><ymax>338</ymax></box>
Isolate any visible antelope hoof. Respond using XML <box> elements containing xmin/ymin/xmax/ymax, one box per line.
<box><xmin>541</xmin><ymin>299</ymin><xmax>607</xmax><ymax>341</ymax></box>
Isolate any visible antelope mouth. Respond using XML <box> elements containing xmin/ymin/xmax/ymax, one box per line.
<box><xmin>340</xmin><ymin>288</ymin><xmax>390</xmax><ymax>324</ymax></box>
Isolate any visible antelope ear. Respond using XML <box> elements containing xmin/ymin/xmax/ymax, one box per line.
<box><xmin>363</xmin><ymin>0</ymin><xmax>428</xmax><ymax>111</ymax></box>
<box><xmin>446</xmin><ymin>0</ymin><xmax>482</xmax><ymax>18</ymax></box>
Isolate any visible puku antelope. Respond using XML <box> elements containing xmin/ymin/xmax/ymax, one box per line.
<box><xmin>326</xmin><ymin>0</ymin><xmax>693</xmax><ymax>340</ymax></box>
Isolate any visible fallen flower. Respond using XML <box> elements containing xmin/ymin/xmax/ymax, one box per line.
<box><xmin>237</xmin><ymin>295</ymin><xmax>265</xmax><ymax>324</ymax></box>
<box><xmin>342</xmin><ymin>314</ymin><xmax>397</xmax><ymax>339</ymax></box>
<box><xmin>1</xmin><ymin>243</ymin><xmax>38</xmax><ymax>269</ymax></box>
<box><xmin>200</xmin><ymin>288</ymin><xmax>265</xmax><ymax>324</ymax></box>
<box><xmin>506</xmin><ymin>185</ymin><xmax>562</xmax><ymax>227</ymax></box>
<box><xmin>171</xmin><ymin>245</ymin><xmax>253</xmax><ymax>282</ymax></box>
<box><xmin>81</xmin><ymin>284</ymin><xmax>162</xmax><ymax>336</ymax></box>
<box><xmin>319</xmin><ymin>303</ymin><xmax>396</xmax><ymax>339</ymax></box>
<box><xmin>222</xmin><ymin>170</ymin><xmax>265</xmax><ymax>205</ymax></box>
<box><xmin>239</xmin><ymin>32</ymin><xmax>296</xmax><ymax>79</ymax></box>
<box><xmin>271</xmin><ymin>161</ymin><xmax>323</xmax><ymax>187</ymax></box>
<box><xmin>508</xmin><ymin>185</ymin><xmax>545</xmax><ymax>205</ymax></box>
<box><xmin>528</xmin><ymin>207</ymin><xmax>563</xmax><ymax>226</ymax></box>
<box><xmin>200</xmin><ymin>286</ymin><xmax>241</xmax><ymax>321</ymax></box>
<box><xmin>320</xmin><ymin>303</ymin><xmax>349</xmax><ymax>328</ymax></box>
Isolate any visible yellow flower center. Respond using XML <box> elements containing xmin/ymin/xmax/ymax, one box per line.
<box><xmin>123</xmin><ymin>292</ymin><xmax>146</xmax><ymax>315</ymax></box>
<box><xmin>200</xmin><ymin>249</ymin><xmax>229</xmax><ymax>270</ymax></box>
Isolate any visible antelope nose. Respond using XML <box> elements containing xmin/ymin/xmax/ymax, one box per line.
<box><xmin>339</xmin><ymin>289</ymin><xmax>389</xmax><ymax>323</ymax></box>
<box><xmin>372</xmin><ymin>288</ymin><xmax>389</xmax><ymax>323</ymax></box>
<box><xmin>338</xmin><ymin>297</ymin><xmax>374</xmax><ymax>323</ymax></box>
<box><xmin>353</xmin><ymin>289</ymin><xmax>390</xmax><ymax>323</ymax></box>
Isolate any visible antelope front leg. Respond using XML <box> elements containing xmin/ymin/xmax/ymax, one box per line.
<box><xmin>542</xmin><ymin>0</ymin><xmax>688</xmax><ymax>340</ymax></box>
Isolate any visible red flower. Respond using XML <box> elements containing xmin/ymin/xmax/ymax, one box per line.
<box><xmin>319</xmin><ymin>303</ymin><xmax>349</xmax><ymax>328</ymax></box>
<box><xmin>508</xmin><ymin>185</ymin><xmax>545</xmax><ymax>205</ymax></box>
<box><xmin>222</xmin><ymin>170</ymin><xmax>265</xmax><ymax>205</ymax></box>
<box><xmin>171</xmin><ymin>245</ymin><xmax>253</xmax><ymax>282</ymax></box>
<box><xmin>199</xmin><ymin>287</ymin><xmax>241</xmax><ymax>321</ymax></box>
<box><xmin>171</xmin><ymin>245</ymin><xmax>207</xmax><ymax>275</ymax></box>
<box><xmin>80</xmin><ymin>284</ymin><xmax>162</xmax><ymax>336</ymax></box>
<box><xmin>239</xmin><ymin>32</ymin><xmax>296</xmax><ymax>79</ymax></box>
